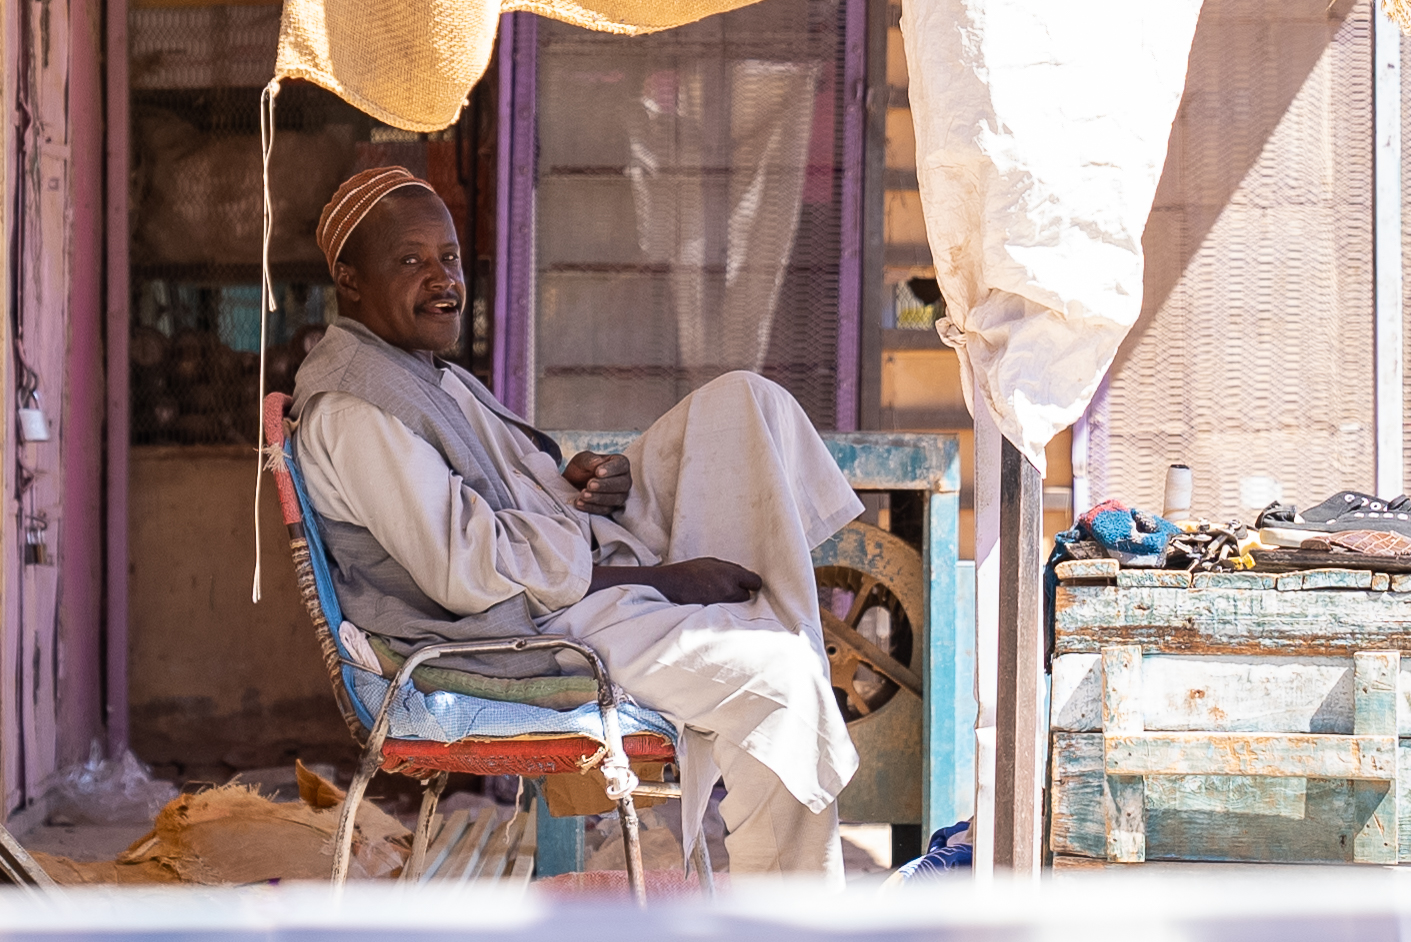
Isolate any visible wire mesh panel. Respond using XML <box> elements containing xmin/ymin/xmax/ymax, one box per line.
<box><xmin>532</xmin><ymin>0</ymin><xmax>849</xmax><ymax>431</ymax></box>
<box><xmin>1099</xmin><ymin>0</ymin><xmax>1374</xmax><ymax>520</ymax></box>
<box><xmin>128</xmin><ymin>7</ymin><xmax>495</xmax><ymax>445</ymax></box>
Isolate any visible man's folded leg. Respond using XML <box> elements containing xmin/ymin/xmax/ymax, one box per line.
<box><xmin>543</xmin><ymin>586</ymin><xmax>859</xmax><ymax>881</ymax></box>
<box><xmin>714</xmin><ymin>734</ymin><xmax>845</xmax><ymax>887</ymax></box>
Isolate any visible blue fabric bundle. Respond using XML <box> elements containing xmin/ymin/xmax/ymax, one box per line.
<box><xmin>1075</xmin><ymin>499</ymin><xmax>1180</xmax><ymax>567</ymax></box>
<box><xmin>891</xmin><ymin>822</ymin><xmax>973</xmax><ymax>881</ymax></box>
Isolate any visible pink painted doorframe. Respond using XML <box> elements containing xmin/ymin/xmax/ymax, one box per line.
<box><xmin>63</xmin><ymin>0</ymin><xmax>110</xmax><ymax>770</ymax></box>
<box><xmin>106</xmin><ymin>0</ymin><xmax>131</xmax><ymax>756</ymax></box>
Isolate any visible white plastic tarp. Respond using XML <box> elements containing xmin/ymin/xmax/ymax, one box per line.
<box><xmin>901</xmin><ymin>0</ymin><xmax>1203</xmax><ymax>474</ymax></box>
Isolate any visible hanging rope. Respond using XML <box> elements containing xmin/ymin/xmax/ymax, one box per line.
<box><xmin>252</xmin><ymin>78</ymin><xmax>281</xmax><ymax>603</ymax></box>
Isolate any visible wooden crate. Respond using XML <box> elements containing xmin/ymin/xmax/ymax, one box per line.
<box><xmin>1049</xmin><ymin>570</ymin><xmax>1411</xmax><ymax>866</ymax></box>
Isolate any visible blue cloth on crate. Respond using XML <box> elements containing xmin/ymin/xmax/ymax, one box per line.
<box><xmin>284</xmin><ymin>438</ymin><xmax>679</xmax><ymax>747</ymax></box>
<box><xmin>1078</xmin><ymin>499</ymin><xmax>1179</xmax><ymax>568</ymax></box>
<box><xmin>892</xmin><ymin>822</ymin><xmax>973</xmax><ymax>880</ymax></box>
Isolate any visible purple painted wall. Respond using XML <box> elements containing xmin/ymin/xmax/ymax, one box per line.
<box><xmin>493</xmin><ymin>13</ymin><xmax>538</xmax><ymax>418</ymax></box>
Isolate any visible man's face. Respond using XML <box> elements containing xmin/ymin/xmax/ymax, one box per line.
<box><xmin>335</xmin><ymin>190</ymin><xmax>464</xmax><ymax>353</ymax></box>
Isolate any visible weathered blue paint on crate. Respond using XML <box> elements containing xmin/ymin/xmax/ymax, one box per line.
<box><xmin>535</xmin><ymin>795</ymin><xmax>584</xmax><ymax>877</ymax></box>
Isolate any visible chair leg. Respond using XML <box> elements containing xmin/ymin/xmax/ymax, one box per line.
<box><xmin>331</xmin><ymin>743</ymin><xmax>383</xmax><ymax>887</ymax></box>
<box><xmin>617</xmin><ymin>794</ymin><xmax>647</xmax><ymax>907</ymax></box>
<box><xmin>404</xmin><ymin>771</ymin><xmax>448</xmax><ymax>882</ymax></box>
<box><xmin>690</xmin><ymin>835</ymin><xmax>714</xmax><ymax>898</ymax></box>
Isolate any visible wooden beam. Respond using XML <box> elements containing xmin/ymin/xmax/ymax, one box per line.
<box><xmin>1056</xmin><ymin>585</ymin><xmax>1411</xmax><ymax>657</ymax></box>
<box><xmin>1104</xmin><ymin>732</ymin><xmax>1397</xmax><ymax>780</ymax></box>
<box><xmin>993</xmin><ymin>438</ymin><xmax>1043</xmax><ymax>874</ymax></box>
<box><xmin>1101</xmin><ymin>645</ymin><xmax>1145</xmax><ymax>862</ymax></box>
<box><xmin>1352</xmin><ymin>652</ymin><xmax>1399</xmax><ymax>863</ymax></box>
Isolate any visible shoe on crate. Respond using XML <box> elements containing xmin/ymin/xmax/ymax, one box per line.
<box><xmin>1257</xmin><ymin>492</ymin><xmax>1411</xmax><ymax>548</ymax></box>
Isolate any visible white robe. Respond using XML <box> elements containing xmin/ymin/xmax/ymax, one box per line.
<box><xmin>298</xmin><ymin>369</ymin><xmax>862</xmax><ymax>861</ymax></box>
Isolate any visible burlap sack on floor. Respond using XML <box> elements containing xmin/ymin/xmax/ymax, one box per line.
<box><xmin>274</xmin><ymin>0</ymin><xmax>765</xmax><ymax>132</ymax></box>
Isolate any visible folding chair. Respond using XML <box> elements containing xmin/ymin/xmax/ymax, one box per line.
<box><xmin>261</xmin><ymin>393</ymin><xmax>711</xmax><ymax>903</ymax></box>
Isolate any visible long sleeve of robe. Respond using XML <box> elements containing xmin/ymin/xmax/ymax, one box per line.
<box><xmin>298</xmin><ymin>389</ymin><xmax>594</xmax><ymax>617</ymax></box>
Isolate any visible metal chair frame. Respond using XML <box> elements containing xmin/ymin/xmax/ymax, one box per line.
<box><xmin>332</xmin><ymin>633</ymin><xmax>714</xmax><ymax>900</ymax></box>
<box><xmin>261</xmin><ymin>393</ymin><xmax>710</xmax><ymax>904</ymax></box>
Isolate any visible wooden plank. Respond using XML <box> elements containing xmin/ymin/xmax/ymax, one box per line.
<box><xmin>1054</xmin><ymin>585</ymin><xmax>1411</xmax><ymax>656</ymax></box>
<box><xmin>508</xmin><ymin>802</ymin><xmax>537</xmax><ymax>887</ymax></box>
<box><xmin>993</xmin><ymin>439</ymin><xmax>1044</xmax><ymax>874</ymax></box>
<box><xmin>419</xmin><ymin>809</ymin><xmax>471</xmax><ymax>881</ymax></box>
<box><xmin>1104</xmin><ymin>775</ymin><xmax>1144</xmax><ymax>862</ymax></box>
<box><xmin>1191</xmin><ymin>572</ymin><xmax>1276</xmax><ymax>590</ymax></box>
<box><xmin>438</xmin><ymin>807</ymin><xmax>498</xmax><ymax>885</ymax></box>
<box><xmin>820</xmin><ymin>434</ymin><xmax>960</xmax><ymax>492</ymax></box>
<box><xmin>1057</xmin><ymin>559</ymin><xmax>1118</xmax><ymax>582</ymax></box>
<box><xmin>1101</xmin><ymin>646</ymin><xmax>1143</xmax><ymax>734</ymax></box>
<box><xmin>1117</xmin><ymin>570</ymin><xmax>1191</xmax><ymax>589</ymax></box>
<box><xmin>475</xmin><ymin>808</ymin><xmax>529</xmax><ymax>881</ymax></box>
<box><xmin>1100</xmin><ymin>645</ymin><xmax>1145</xmax><ymax>862</ymax></box>
<box><xmin>1399</xmin><ymin>738</ymin><xmax>1411</xmax><ymax>862</ymax></box>
<box><xmin>1354</xmin><ymin>653</ymin><xmax>1400</xmax><ymax>736</ymax></box>
<box><xmin>1051</xmin><ymin>653</ymin><xmax>1357</xmax><ymax>735</ymax></box>
<box><xmin>1300</xmin><ymin>569</ymin><xmax>1374</xmax><ymax>591</ymax></box>
<box><xmin>1353</xmin><ymin>653</ymin><xmax>1400</xmax><ymax>863</ymax></box>
<box><xmin>1253</xmin><ymin>550</ymin><xmax>1411</xmax><ymax>573</ymax></box>
<box><xmin>1105</xmin><ymin>732</ymin><xmax>1397</xmax><ymax>780</ymax></box>
<box><xmin>1050</xmin><ymin>732</ymin><xmax>1361</xmax><ymax>863</ymax></box>
<box><xmin>1353</xmin><ymin>781</ymin><xmax>1397</xmax><ymax>864</ymax></box>
<box><xmin>1056</xmin><ymin>654</ymin><xmax>1411</xmax><ymax>738</ymax></box>
<box><xmin>1051</xmin><ymin>854</ymin><xmax>1115</xmax><ymax>871</ymax></box>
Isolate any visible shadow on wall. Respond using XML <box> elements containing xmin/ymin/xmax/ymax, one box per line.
<box><xmin>1114</xmin><ymin>0</ymin><xmax>1358</xmax><ymax>371</ymax></box>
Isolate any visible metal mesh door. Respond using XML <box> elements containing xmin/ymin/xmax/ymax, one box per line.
<box><xmin>1098</xmin><ymin>0</ymin><xmax>1375</xmax><ymax>520</ymax></box>
<box><xmin>532</xmin><ymin>0</ymin><xmax>850</xmax><ymax>431</ymax></box>
<box><xmin>128</xmin><ymin>6</ymin><xmax>494</xmax><ymax>445</ymax></box>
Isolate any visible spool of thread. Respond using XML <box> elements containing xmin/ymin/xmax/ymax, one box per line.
<box><xmin>1163</xmin><ymin>464</ymin><xmax>1192</xmax><ymax>520</ymax></box>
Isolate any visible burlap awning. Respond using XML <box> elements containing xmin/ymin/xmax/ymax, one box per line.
<box><xmin>274</xmin><ymin>0</ymin><xmax>766</xmax><ymax>132</ymax></box>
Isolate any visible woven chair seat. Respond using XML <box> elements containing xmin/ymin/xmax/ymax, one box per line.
<box><xmin>381</xmin><ymin>731</ymin><xmax>676</xmax><ymax>779</ymax></box>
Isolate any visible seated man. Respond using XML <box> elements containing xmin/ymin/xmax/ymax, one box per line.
<box><xmin>293</xmin><ymin>166</ymin><xmax>862</xmax><ymax>883</ymax></box>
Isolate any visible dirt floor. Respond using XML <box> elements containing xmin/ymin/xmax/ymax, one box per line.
<box><xmin>13</xmin><ymin>764</ymin><xmax>893</xmax><ymax>879</ymax></box>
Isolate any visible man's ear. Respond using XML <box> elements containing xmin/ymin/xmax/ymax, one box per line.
<box><xmin>333</xmin><ymin>261</ymin><xmax>361</xmax><ymax>303</ymax></box>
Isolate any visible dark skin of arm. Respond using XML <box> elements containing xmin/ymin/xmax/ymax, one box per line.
<box><xmin>337</xmin><ymin>190</ymin><xmax>763</xmax><ymax>608</ymax></box>
<box><xmin>562</xmin><ymin>450</ymin><xmax>763</xmax><ymax>605</ymax></box>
